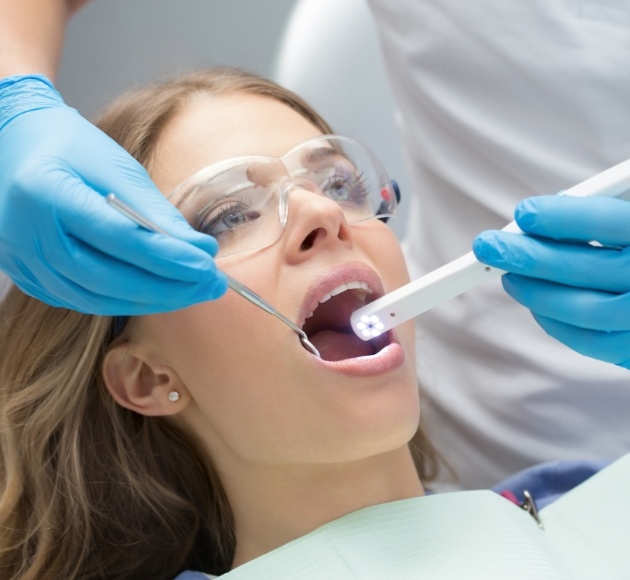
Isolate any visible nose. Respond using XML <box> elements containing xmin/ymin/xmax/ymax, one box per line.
<box><xmin>279</xmin><ymin>178</ymin><xmax>352</xmax><ymax>262</ymax></box>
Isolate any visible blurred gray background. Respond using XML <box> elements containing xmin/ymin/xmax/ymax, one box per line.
<box><xmin>57</xmin><ymin>0</ymin><xmax>410</xmax><ymax>238</ymax></box>
<box><xmin>58</xmin><ymin>0</ymin><xmax>299</xmax><ymax>118</ymax></box>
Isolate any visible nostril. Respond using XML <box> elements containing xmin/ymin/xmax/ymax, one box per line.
<box><xmin>301</xmin><ymin>228</ymin><xmax>324</xmax><ymax>251</ymax></box>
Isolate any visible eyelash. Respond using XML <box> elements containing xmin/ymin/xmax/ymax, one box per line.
<box><xmin>198</xmin><ymin>195</ymin><xmax>255</xmax><ymax>236</ymax></box>
<box><xmin>194</xmin><ymin>167</ymin><xmax>370</xmax><ymax>238</ymax></box>
<box><xmin>323</xmin><ymin>170</ymin><xmax>369</xmax><ymax>202</ymax></box>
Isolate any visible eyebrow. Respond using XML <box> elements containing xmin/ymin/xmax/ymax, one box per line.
<box><xmin>180</xmin><ymin>178</ymin><xmax>255</xmax><ymax>216</ymax></box>
<box><xmin>175</xmin><ymin>163</ymin><xmax>252</xmax><ymax>206</ymax></box>
<box><xmin>302</xmin><ymin>146</ymin><xmax>347</xmax><ymax>165</ymax></box>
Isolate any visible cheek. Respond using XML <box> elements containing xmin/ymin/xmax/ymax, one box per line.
<box><xmin>363</xmin><ymin>226</ymin><xmax>415</xmax><ymax>351</ymax></box>
<box><xmin>145</xmin><ymin>294</ymin><xmax>318</xmax><ymax>464</ymax></box>
<box><xmin>145</xmin><ymin>261</ymin><xmax>295</xmax><ymax>415</ymax></box>
<box><xmin>367</xmin><ymin>226</ymin><xmax>411</xmax><ymax>291</ymax></box>
<box><xmin>154</xmin><ymin>296</ymin><xmax>275</xmax><ymax>385</ymax></box>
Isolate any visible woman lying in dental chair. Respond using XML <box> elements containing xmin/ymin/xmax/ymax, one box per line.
<box><xmin>1</xmin><ymin>68</ymin><xmax>627</xmax><ymax>580</ymax></box>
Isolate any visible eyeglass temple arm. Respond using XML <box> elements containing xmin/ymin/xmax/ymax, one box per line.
<box><xmin>379</xmin><ymin>179</ymin><xmax>401</xmax><ymax>224</ymax></box>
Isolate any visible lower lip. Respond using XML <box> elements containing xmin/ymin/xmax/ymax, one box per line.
<box><xmin>311</xmin><ymin>334</ymin><xmax>405</xmax><ymax>377</ymax></box>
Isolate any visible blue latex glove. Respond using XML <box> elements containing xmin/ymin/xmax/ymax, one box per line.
<box><xmin>473</xmin><ymin>194</ymin><xmax>630</xmax><ymax>369</ymax></box>
<box><xmin>0</xmin><ymin>75</ymin><xmax>227</xmax><ymax>315</ymax></box>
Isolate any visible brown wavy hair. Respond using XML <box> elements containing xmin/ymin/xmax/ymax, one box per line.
<box><xmin>0</xmin><ymin>68</ymin><xmax>440</xmax><ymax>579</ymax></box>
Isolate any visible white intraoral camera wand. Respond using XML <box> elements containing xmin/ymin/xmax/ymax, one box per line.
<box><xmin>351</xmin><ymin>158</ymin><xmax>630</xmax><ymax>340</ymax></box>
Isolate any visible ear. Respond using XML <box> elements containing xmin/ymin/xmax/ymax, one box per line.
<box><xmin>102</xmin><ymin>344</ymin><xmax>188</xmax><ymax>417</ymax></box>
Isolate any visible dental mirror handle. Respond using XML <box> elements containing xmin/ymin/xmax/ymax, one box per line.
<box><xmin>105</xmin><ymin>194</ymin><xmax>321</xmax><ymax>357</ymax></box>
<box><xmin>352</xmin><ymin>157</ymin><xmax>630</xmax><ymax>340</ymax></box>
<box><xmin>224</xmin><ymin>274</ymin><xmax>321</xmax><ymax>356</ymax></box>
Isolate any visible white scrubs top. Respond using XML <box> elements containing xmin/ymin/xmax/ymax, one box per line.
<box><xmin>367</xmin><ymin>0</ymin><xmax>630</xmax><ymax>488</ymax></box>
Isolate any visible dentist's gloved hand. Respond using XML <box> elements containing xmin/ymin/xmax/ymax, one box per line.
<box><xmin>473</xmin><ymin>194</ymin><xmax>630</xmax><ymax>369</ymax></box>
<box><xmin>0</xmin><ymin>75</ymin><xmax>227</xmax><ymax>315</ymax></box>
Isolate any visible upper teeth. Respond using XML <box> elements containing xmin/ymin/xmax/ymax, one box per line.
<box><xmin>320</xmin><ymin>281</ymin><xmax>371</xmax><ymax>303</ymax></box>
<box><xmin>305</xmin><ymin>281</ymin><xmax>372</xmax><ymax>319</ymax></box>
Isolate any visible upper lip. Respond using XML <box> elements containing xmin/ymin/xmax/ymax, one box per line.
<box><xmin>298</xmin><ymin>261</ymin><xmax>385</xmax><ymax>328</ymax></box>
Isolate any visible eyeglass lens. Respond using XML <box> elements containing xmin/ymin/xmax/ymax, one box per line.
<box><xmin>169</xmin><ymin>136</ymin><xmax>396</xmax><ymax>259</ymax></box>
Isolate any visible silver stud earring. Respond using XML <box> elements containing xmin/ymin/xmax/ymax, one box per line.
<box><xmin>168</xmin><ymin>391</ymin><xmax>181</xmax><ymax>403</ymax></box>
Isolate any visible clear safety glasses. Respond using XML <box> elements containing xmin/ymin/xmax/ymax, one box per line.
<box><xmin>169</xmin><ymin>135</ymin><xmax>399</xmax><ymax>259</ymax></box>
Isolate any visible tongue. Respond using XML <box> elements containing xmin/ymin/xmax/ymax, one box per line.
<box><xmin>309</xmin><ymin>329</ymin><xmax>374</xmax><ymax>362</ymax></box>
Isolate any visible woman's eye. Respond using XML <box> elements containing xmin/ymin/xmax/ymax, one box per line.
<box><xmin>325</xmin><ymin>177</ymin><xmax>353</xmax><ymax>201</ymax></box>
<box><xmin>322</xmin><ymin>172</ymin><xmax>369</xmax><ymax>204</ymax></box>
<box><xmin>199</xmin><ymin>201</ymin><xmax>260</xmax><ymax>238</ymax></box>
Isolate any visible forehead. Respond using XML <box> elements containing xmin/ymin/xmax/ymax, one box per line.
<box><xmin>150</xmin><ymin>92</ymin><xmax>324</xmax><ymax>194</ymax></box>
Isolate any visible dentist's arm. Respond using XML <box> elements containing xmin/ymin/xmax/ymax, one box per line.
<box><xmin>473</xmin><ymin>195</ymin><xmax>630</xmax><ymax>369</ymax></box>
<box><xmin>0</xmin><ymin>0</ymin><xmax>227</xmax><ymax>314</ymax></box>
<box><xmin>0</xmin><ymin>0</ymin><xmax>89</xmax><ymax>78</ymax></box>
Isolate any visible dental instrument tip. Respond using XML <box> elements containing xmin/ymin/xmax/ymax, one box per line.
<box><xmin>299</xmin><ymin>334</ymin><xmax>321</xmax><ymax>358</ymax></box>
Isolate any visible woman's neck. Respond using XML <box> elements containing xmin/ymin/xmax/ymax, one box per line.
<box><xmin>226</xmin><ymin>445</ymin><xmax>423</xmax><ymax>569</ymax></box>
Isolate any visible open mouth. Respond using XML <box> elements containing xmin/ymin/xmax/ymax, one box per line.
<box><xmin>301</xmin><ymin>282</ymin><xmax>391</xmax><ymax>362</ymax></box>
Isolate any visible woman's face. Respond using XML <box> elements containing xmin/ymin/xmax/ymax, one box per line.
<box><xmin>129</xmin><ymin>92</ymin><xmax>419</xmax><ymax>469</ymax></box>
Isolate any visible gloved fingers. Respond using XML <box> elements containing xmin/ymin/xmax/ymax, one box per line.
<box><xmin>0</xmin><ymin>81</ymin><xmax>232</xmax><ymax>315</ymax></box>
<box><xmin>515</xmin><ymin>195</ymin><xmax>630</xmax><ymax>247</ymax></box>
<box><xmin>473</xmin><ymin>230</ymin><xmax>630</xmax><ymax>293</ymax></box>
<box><xmin>55</xmin><ymin>185</ymin><xmax>222</xmax><ymax>285</ymax></box>
<box><xmin>501</xmin><ymin>273</ymin><xmax>630</xmax><ymax>332</ymax></box>
<box><xmin>532</xmin><ymin>313</ymin><xmax>630</xmax><ymax>369</ymax></box>
<box><xmin>70</xmin><ymin>142</ymin><xmax>220</xmax><ymax>253</ymax></box>
<box><xmin>12</xmin><ymin>246</ymin><xmax>227</xmax><ymax>316</ymax></box>
<box><xmin>1</xmin><ymin>255</ymin><xmax>70</xmax><ymax>309</ymax></box>
<box><xmin>6</xmin><ymin>108</ymin><xmax>221</xmax><ymax>261</ymax></box>
<box><xmin>14</xmin><ymin>277</ymin><xmax>198</xmax><ymax>316</ymax></box>
<box><xmin>50</xmin><ymin>236</ymin><xmax>228</xmax><ymax>312</ymax></box>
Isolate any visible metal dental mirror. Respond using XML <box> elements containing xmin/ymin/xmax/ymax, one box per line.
<box><xmin>106</xmin><ymin>193</ymin><xmax>321</xmax><ymax>358</ymax></box>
